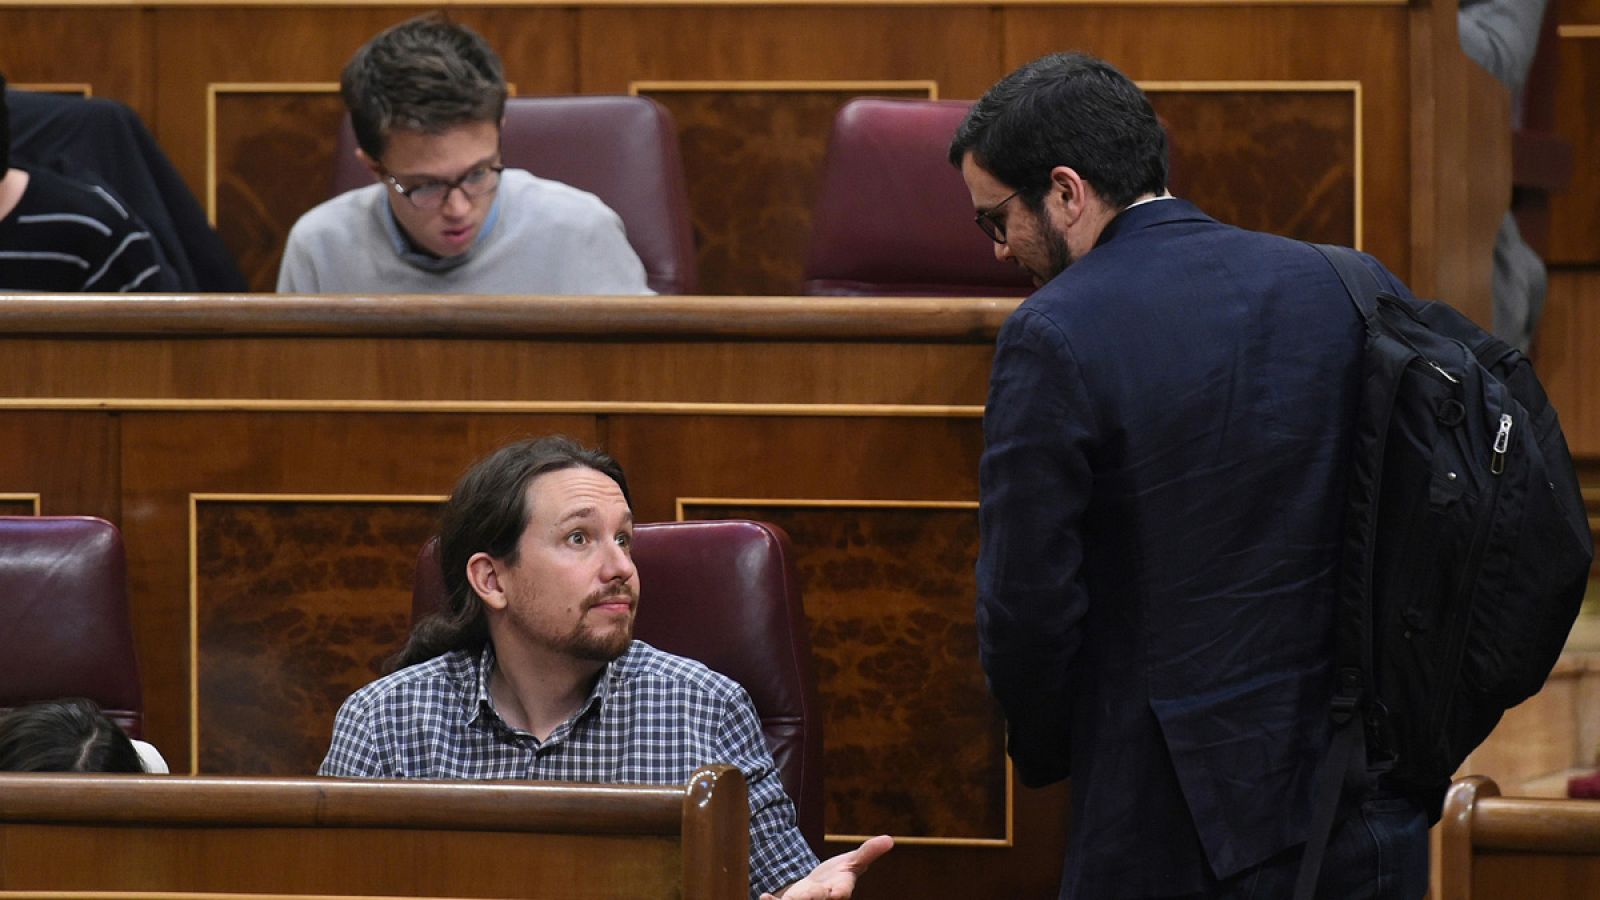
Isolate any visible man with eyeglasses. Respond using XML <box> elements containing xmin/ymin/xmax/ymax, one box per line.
<box><xmin>953</xmin><ymin>54</ymin><xmax>1430</xmax><ymax>899</ymax></box>
<box><xmin>276</xmin><ymin>14</ymin><xmax>649</xmax><ymax>295</ymax></box>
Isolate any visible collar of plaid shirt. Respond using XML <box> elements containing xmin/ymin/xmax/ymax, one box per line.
<box><xmin>463</xmin><ymin>641</ymin><xmax>618</xmax><ymax>744</ymax></box>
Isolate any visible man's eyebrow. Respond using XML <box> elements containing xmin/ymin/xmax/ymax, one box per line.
<box><xmin>555</xmin><ymin>507</ymin><xmax>599</xmax><ymax>527</ymax></box>
<box><xmin>554</xmin><ymin>507</ymin><xmax>634</xmax><ymax>527</ymax></box>
<box><xmin>392</xmin><ymin>153</ymin><xmax>500</xmax><ymax>182</ymax></box>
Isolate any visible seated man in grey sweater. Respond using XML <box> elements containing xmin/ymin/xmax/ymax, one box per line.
<box><xmin>277</xmin><ymin>14</ymin><xmax>650</xmax><ymax>295</ymax></box>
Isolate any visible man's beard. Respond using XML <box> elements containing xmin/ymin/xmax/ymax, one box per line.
<box><xmin>511</xmin><ymin>583</ymin><xmax>638</xmax><ymax>663</ymax></box>
<box><xmin>1038</xmin><ymin>225</ymin><xmax>1075</xmax><ymax>284</ymax></box>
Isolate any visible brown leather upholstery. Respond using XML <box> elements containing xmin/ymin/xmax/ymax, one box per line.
<box><xmin>411</xmin><ymin>519</ymin><xmax>824</xmax><ymax>850</ymax></box>
<box><xmin>332</xmin><ymin>95</ymin><xmax>699</xmax><ymax>294</ymax></box>
<box><xmin>0</xmin><ymin>517</ymin><xmax>143</xmax><ymax>738</ymax></box>
<box><xmin>801</xmin><ymin>97</ymin><xmax>1034</xmax><ymax>297</ymax></box>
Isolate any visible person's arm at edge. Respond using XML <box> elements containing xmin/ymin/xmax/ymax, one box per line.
<box><xmin>587</xmin><ymin>205</ymin><xmax>654</xmax><ymax>296</ymax></box>
<box><xmin>317</xmin><ymin>690</ymin><xmax>394</xmax><ymax>777</ymax></box>
<box><xmin>976</xmin><ymin>307</ymin><xmax>1094</xmax><ymax>788</ymax></box>
<box><xmin>1458</xmin><ymin>0</ymin><xmax>1550</xmax><ymax>90</ymax></box>
<box><xmin>276</xmin><ymin>220</ymin><xmax>318</xmax><ymax>293</ymax></box>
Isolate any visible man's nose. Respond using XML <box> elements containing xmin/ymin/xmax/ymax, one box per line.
<box><xmin>441</xmin><ymin>185</ymin><xmax>473</xmax><ymax>217</ymax></box>
<box><xmin>993</xmin><ymin>241</ymin><xmax>1014</xmax><ymax>264</ymax></box>
<box><xmin>601</xmin><ymin>540</ymin><xmax>637</xmax><ymax>583</ymax></box>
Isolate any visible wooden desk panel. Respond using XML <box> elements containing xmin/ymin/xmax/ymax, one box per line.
<box><xmin>0</xmin><ymin>769</ymin><xmax>750</xmax><ymax>900</ymax></box>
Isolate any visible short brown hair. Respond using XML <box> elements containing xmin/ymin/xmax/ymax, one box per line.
<box><xmin>341</xmin><ymin>13</ymin><xmax>508</xmax><ymax>160</ymax></box>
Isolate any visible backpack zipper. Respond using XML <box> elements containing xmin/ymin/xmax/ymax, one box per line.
<box><xmin>1492</xmin><ymin>414</ymin><xmax>1513</xmax><ymax>475</ymax></box>
<box><xmin>1421</xmin><ymin>408</ymin><xmax>1511</xmax><ymax>771</ymax></box>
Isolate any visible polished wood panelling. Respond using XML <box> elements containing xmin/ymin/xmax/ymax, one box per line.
<box><xmin>1152</xmin><ymin>87</ymin><xmax>1357</xmax><ymax>247</ymax></box>
<box><xmin>0</xmin><ymin>9</ymin><xmax>150</xmax><ymax>112</ymax></box>
<box><xmin>214</xmin><ymin>90</ymin><xmax>346</xmax><ymax>291</ymax></box>
<box><xmin>0</xmin><ymin>770</ymin><xmax>751</xmax><ymax>900</ymax></box>
<box><xmin>1568</xmin><ymin>1</ymin><xmax>1600</xmax><ymax>22</ymax></box>
<box><xmin>684</xmin><ymin>502</ymin><xmax>1002</xmax><ymax>842</ymax></box>
<box><xmin>1532</xmin><ymin>270</ymin><xmax>1600</xmax><ymax>457</ymax></box>
<box><xmin>1549</xmin><ymin>27</ymin><xmax>1600</xmax><ymax>265</ymax></box>
<box><xmin>194</xmin><ymin>499</ymin><xmax>440</xmax><ymax>774</ymax></box>
<box><xmin>0</xmin><ymin>335</ymin><xmax>998</xmax><ymax>410</ymax></box>
<box><xmin>0</xmin><ymin>414</ymin><xmax>119</xmax><ymax>520</ymax></box>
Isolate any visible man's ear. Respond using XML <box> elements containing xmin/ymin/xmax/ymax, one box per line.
<box><xmin>466</xmin><ymin>552</ymin><xmax>508</xmax><ymax>611</ymax></box>
<box><xmin>356</xmin><ymin>148</ymin><xmax>382</xmax><ymax>180</ymax></box>
<box><xmin>1048</xmin><ymin>165</ymin><xmax>1102</xmax><ymax>226</ymax></box>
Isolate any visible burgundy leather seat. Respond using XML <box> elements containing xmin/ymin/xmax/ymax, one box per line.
<box><xmin>801</xmin><ymin>97</ymin><xmax>1034</xmax><ymax>297</ymax></box>
<box><xmin>412</xmin><ymin>519</ymin><xmax>824</xmax><ymax>850</ymax></box>
<box><xmin>0</xmin><ymin>517</ymin><xmax>143</xmax><ymax>737</ymax></box>
<box><xmin>332</xmin><ymin>95</ymin><xmax>699</xmax><ymax>294</ymax></box>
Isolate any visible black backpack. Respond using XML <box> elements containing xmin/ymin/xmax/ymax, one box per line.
<box><xmin>1293</xmin><ymin>244</ymin><xmax>1592</xmax><ymax>899</ymax></box>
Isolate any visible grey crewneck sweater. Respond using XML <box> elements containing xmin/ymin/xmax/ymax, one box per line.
<box><xmin>277</xmin><ymin>168</ymin><xmax>651</xmax><ymax>295</ymax></box>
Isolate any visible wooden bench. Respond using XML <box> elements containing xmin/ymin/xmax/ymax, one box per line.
<box><xmin>0</xmin><ymin>765</ymin><xmax>749</xmax><ymax>900</ymax></box>
<box><xmin>1439</xmin><ymin>775</ymin><xmax>1600</xmax><ymax>900</ymax></box>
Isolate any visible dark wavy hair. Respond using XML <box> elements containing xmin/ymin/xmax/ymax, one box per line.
<box><xmin>949</xmin><ymin>52</ymin><xmax>1167</xmax><ymax>212</ymax></box>
<box><xmin>341</xmin><ymin>13</ymin><xmax>508</xmax><ymax>161</ymax></box>
<box><xmin>0</xmin><ymin>698</ymin><xmax>143</xmax><ymax>773</ymax></box>
<box><xmin>388</xmin><ymin>435</ymin><xmax>631</xmax><ymax>672</ymax></box>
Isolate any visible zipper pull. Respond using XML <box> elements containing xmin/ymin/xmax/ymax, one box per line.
<box><xmin>1491</xmin><ymin>413</ymin><xmax>1512</xmax><ymax>475</ymax></box>
<box><xmin>1428</xmin><ymin>359</ymin><xmax>1460</xmax><ymax>384</ymax></box>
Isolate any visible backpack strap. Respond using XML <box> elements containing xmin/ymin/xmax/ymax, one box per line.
<box><xmin>1313</xmin><ymin>241</ymin><xmax>1382</xmax><ymax>324</ymax></box>
<box><xmin>1291</xmin><ymin>243</ymin><xmax>1385</xmax><ymax>900</ymax></box>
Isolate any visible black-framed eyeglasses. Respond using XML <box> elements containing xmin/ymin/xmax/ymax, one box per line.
<box><xmin>975</xmin><ymin>189</ymin><xmax>1021</xmax><ymax>245</ymax></box>
<box><xmin>380</xmin><ymin>163</ymin><xmax>506</xmax><ymax>211</ymax></box>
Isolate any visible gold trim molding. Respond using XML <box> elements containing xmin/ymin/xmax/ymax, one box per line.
<box><xmin>677</xmin><ymin>496</ymin><xmax>978</xmax><ymax>516</ymax></box>
<box><xmin>10</xmin><ymin>83</ymin><xmax>92</xmax><ymax>96</ymax></box>
<box><xmin>1558</xmin><ymin>25</ymin><xmax>1600</xmax><ymax>39</ymax></box>
<box><xmin>1139</xmin><ymin>80</ymin><xmax>1364</xmax><ymax>250</ymax></box>
<box><xmin>0</xmin><ymin>493</ymin><xmax>43</xmax><ymax>515</ymax></box>
<box><xmin>632</xmin><ymin>79</ymin><xmax>937</xmax><ymax>98</ymax></box>
<box><xmin>676</xmin><ymin>496</ymin><xmax>1006</xmax><ymax>848</ymax></box>
<box><xmin>205</xmin><ymin>82</ymin><xmax>340</xmax><ymax>224</ymax></box>
<box><xmin>186</xmin><ymin>491</ymin><xmax>446</xmax><ymax>775</ymax></box>
<box><xmin>0</xmin><ymin>894</ymin><xmax>488</xmax><ymax>900</ymax></box>
<box><xmin>0</xmin><ymin>398</ymin><xmax>985</xmax><ymax>418</ymax></box>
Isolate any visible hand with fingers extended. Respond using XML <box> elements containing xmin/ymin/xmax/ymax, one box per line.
<box><xmin>761</xmin><ymin>834</ymin><xmax>894</xmax><ymax>900</ymax></box>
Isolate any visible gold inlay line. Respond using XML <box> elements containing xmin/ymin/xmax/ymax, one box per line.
<box><xmin>0</xmin><ymin>398</ymin><xmax>984</xmax><ymax>418</ymax></box>
<box><xmin>631</xmin><ymin>79</ymin><xmax>938</xmax><ymax>98</ymax></box>
<box><xmin>0</xmin><ymin>493</ymin><xmax>43</xmax><ymax>515</ymax></box>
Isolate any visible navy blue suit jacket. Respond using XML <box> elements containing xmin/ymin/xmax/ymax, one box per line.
<box><xmin>977</xmin><ymin>198</ymin><xmax>1411</xmax><ymax>898</ymax></box>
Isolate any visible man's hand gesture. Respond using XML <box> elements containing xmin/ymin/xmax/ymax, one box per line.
<box><xmin>763</xmin><ymin>834</ymin><xmax>894</xmax><ymax>900</ymax></box>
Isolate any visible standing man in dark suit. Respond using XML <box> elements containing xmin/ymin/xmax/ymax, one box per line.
<box><xmin>952</xmin><ymin>53</ymin><xmax>1430</xmax><ymax>899</ymax></box>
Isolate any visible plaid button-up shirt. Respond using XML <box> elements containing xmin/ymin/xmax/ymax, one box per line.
<box><xmin>319</xmin><ymin>640</ymin><xmax>818</xmax><ymax>897</ymax></box>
